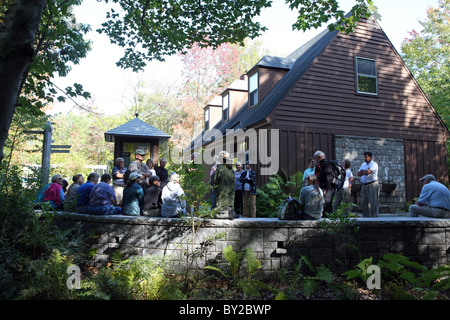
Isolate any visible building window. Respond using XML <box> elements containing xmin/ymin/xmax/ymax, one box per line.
<box><xmin>249</xmin><ymin>72</ymin><xmax>258</xmax><ymax>107</ymax></box>
<box><xmin>204</xmin><ymin>108</ymin><xmax>209</xmax><ymax>130</ymax></box>
<box><xmin>356</xmin><ymin>57</ymin><xmax>377</xmax><ymax>95</ymax></box>
<box><xmin>222</xmin><ymin>94</ymin><xmax>229</xmax><ymax>122</ymax></box>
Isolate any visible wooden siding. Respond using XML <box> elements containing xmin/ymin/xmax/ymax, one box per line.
<box><xmin>404</xmin><ymin>139</ymin><xmax>448</xmax><ymax>200</ymax></box>
<box><xmin>228</xmin><ymin>90</ymin><xmax>248</xmax><ymax>121</ymax></box>
<box><xmin>270</xmin><ymin>17</ymin><xmax>447</xmax><ymax>142</ymax></box>
<box><xmin>267</xmin><ymin>17</ymin><xmax>448</xmax><ymax>201</ymax></box>
<box><xmin>277</xmin><ymin>129</ymin><xmax>334</xmax><ymax>179</ymax></box>
<box><xmin>258</xmin><ymin>67</ymin><xmax>289</xmax><ymax>105</ymax></box>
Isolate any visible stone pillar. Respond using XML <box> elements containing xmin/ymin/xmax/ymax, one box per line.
<box><xmin>334</xmin><ymin>135</ymin><xmax>406</xmax><ymax>213</ymax></box>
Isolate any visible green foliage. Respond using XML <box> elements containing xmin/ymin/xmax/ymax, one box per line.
<box><xmin>320</xmin><ymin>202</ymin><xmax>358</xmax><ymax>237</ymax></box>
<box><xmin>18</xmin><ymin>249</ymin><xmax>77</xmax><ymax>300</ymax></box>
<box><xmin>256</xmin><ymin>170</ymin><xmax>303</xmax><ymax>217</ymax></box>
<box><xmin>277</xmin><ymin>255</ymin><xmax>334</xmax><ymax>299</ymax></box>
<box><xmin>0</xmin><ymin>162</ymin><xmax>87</xmax><ymax>299</ymax></box>
<box><xmin>92</xmin><ymin>255</ymin><xmax>183</xmax><ymax>300</ymax></box>
<box><xmin>205</xmin><ymin>245</ymin><xmax>264</xmax><ymax>297</ymax></box>
<box><xmin>179</xmin><ymin>154</ymin><xmax>211</xmax><ymax>214</ymax></box>
<box><xmin>98</xmin><ymin>0</ymin><xmax>271</xmax><ymax>70</ymax></box>
<box><xmin>287</xmin><ymin>0</ymin><xmax>379</xmax><ymax>33</ymax></box>
<box><xmin>401</xmin><ymin>0</ymin><xmax>450</xmax><ymax>178</ymax></box>
<box><xmin>343</xmin><ymin>253</ymin><xmax>450</xmax><ymax>300</ymax></box>
<box><xmin>13</xmin><ymin>0</ymin><xmax>92</xmax><ymax>118</ymax></box>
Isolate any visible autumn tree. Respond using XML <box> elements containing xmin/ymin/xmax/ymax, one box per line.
<box><xmin>172</xmin><ymin>39</ymin><xmax>272</xmax><ymax>150</ymax></box>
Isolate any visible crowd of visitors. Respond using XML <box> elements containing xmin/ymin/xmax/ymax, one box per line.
<box><xmin>34</xmin><ymin>149</ymin><xmax>175</xmax><ymax>217</ymax></box>
<box><xmin>34</xmin><ymin>148</ymin><xmax>450</xmax><ymax>220</ymax></box>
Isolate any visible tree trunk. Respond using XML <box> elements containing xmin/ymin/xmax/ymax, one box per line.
<box><xmin>0</xmin><ymin>0</ymin><xmax>47</xmax><ymax>162</ymax></box>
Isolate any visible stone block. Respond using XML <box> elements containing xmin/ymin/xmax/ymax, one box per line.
<box><xmin>421</xmin><ymin>228</ymin><xmax>446</xmax><ymax>245</ymax></box>
<box><xmin>264</xmin><ymin>228</ymin><xmax>288</xmax><ymax>242</ymax></box>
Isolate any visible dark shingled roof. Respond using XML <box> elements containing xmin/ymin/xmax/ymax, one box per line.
<box><xmin>188</xmin><ymin>26</ymin><xmax>339</xmax><ymax>150</ymax></box>
<box><xmin>248</xmin><ymin>55</ymin><xmax>296</xmax><ymax>72</ymax></box>
<box><xmin>105</xmin><ymin>116</ymin><xmax>170</xmax><ymax>143</ymax></box>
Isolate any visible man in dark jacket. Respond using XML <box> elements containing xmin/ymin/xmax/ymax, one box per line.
<box><xmin>213</xmin><ymin>152</ymin><xmax>235</xmax><ymax>211</ymax></box>
<box><xmin>143</xmin><ymin>175</ymin><xmax>162</xmax><ymax>216</ymax></box>
<box><xmin>240</xmin><ymin>161</ymin><xmax>257</xmax><ymax>218</ymax></box>
<box><xmin>313</xmin><ymin>150</ymin><xmax>335</xmax><ymax>216</ymax></box>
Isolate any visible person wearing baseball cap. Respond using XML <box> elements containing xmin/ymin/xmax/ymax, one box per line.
<box><xmin>122</xmin><ymin>171</ymin><xmax>144</xmax><ymax>216</ymax></box>
<box><xmin>409</xmin><ymin>174</ymin><xmax>450</xmax><ymax>218</ymax></box>
<box><xmin>127</xmin><ymin>148</ymin><xmax>151</xmax><ymax>183</ymax></box>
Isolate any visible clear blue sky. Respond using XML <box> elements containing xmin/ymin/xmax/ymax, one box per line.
<box><xmin>50</xmin><ymin>0</ymin><xmax>439</xmax><ymax>116</ymax></box>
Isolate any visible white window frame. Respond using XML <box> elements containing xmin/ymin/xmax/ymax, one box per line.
<box><xmin>356</xmin><ymin>57</ymin><xmax>378</xmax><ymax>95</ymax></box>
<box><xmin>249</xmin><ymin>72</ymin><xmax>258</xmax><ymax>107</ymax></box>
<box><xmin>222</xmin><ymin>94</ymin><xmax>229</xmax><ymax>122</ymax></box>
<box><xmin>204</xmin><ymin>108</ymin><xmax>209</xmax><ymax>130</ymax></box>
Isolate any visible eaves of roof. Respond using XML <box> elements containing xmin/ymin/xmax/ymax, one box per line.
<box><xmin>105</xmin><ymin>117</ymin><xmax>171</xmax><ymax>143</ymax></box>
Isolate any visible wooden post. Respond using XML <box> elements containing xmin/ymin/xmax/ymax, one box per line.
<box><xmin>41</xmin><ymin>121</ymin><xmax>52</xmax><ymax>186</ymax></box>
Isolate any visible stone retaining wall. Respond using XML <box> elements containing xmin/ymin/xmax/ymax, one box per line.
<box><xmin>55</xmin><ymin>213</ymin><xmax>450</xmax><ymax>276</ymax></box>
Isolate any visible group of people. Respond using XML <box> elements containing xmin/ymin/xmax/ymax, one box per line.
<box><xmin>294</xmin><ymin>150</ymin><xmax>377</xmax><ymax>219</ymax></box>
<box><xmin>35</xmin><ymin>149</ymin><xmax>186</xmax><ymax>218</ymax></box>
<box><xmin>299</xmin><ymin>150</ymin><xmax>450</xmax><ymax>220</ymax></box>
<box><xmin>35</xmin><ymin>147</ymin><xmax>450</xmax><ymax>220</ymax></box>
<box><xmin>210</xmin><ymin>151</ymin><xmax>257</xmax><ymax>218</ymax></box>
<box><xmin>296</xmin><ymin>150</ymin><xmax>355</xmax><ymax>220</ymax></box>
<box><xmin>296</xmin><ymin>150</ymin><xmax>378</xmax><ymax>220</ymax></box>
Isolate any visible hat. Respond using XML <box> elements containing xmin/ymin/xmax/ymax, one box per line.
<box><xmin>129</xmin><ymin>172</ymin><xmax>140</xmax><ymax>180</ymax></box>
<box><xmin>135</xmin><ymin>149</ymin><xmax>146</xmax><ymax>155</ymax></box>
<box><xmin>420</xmin><ymin>174</ymin><xmax>436</xmax><ymax>181</ymax></box>
<box><xmin>219</xmin><ymin>151</ymin><xmax>229</xmax><ymax>158</ymax></box>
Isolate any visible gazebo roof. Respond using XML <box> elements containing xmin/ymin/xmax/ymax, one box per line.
<box><xmin>104</xmin><ymin>116</ymin><xmax>170</xmax><ymax>143</ymax></box>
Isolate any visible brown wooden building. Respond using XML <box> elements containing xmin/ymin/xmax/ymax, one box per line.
<box><xmin>190</xmin><ymin>15</ymin><xmax>449</xmax><ymax>205</ymax></box>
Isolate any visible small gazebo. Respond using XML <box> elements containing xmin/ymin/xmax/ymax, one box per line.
<box><xmin>104</xmin><ymin>114</ymin><xmax>170</xmax><ymax>167</ymax></box>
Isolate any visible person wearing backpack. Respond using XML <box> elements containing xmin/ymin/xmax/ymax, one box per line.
<box><xmin>313</xmin><ymin>150</ymin><xmax>336</xmax><ymax>216</ymax></box>
<box><xmin>332</xmin><ymin>159</ymin><xmax>354</xmax><ymax>213</ymax></box>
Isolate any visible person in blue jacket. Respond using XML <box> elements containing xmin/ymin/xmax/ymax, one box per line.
<box><xmin>122</xmin><ymin>172</ymin><xmax>144</xmax><ymax>216</ymax></box>
<box><xmin>409</xmin><ymin>174</ymin><xmax>450</xmax><ymax>218</ymax></box>
<box><xmin>76</xmin><ymin>172</ymin><xmax>99</xmax><ymax>213</ymax></box>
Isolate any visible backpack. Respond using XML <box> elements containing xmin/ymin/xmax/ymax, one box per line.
<box><xmin>326</xmin><ymin>160</ymin><xmax>346</xmax><ymax>191</ymax></box>
<box><xmin>278</xmin><ymin>196</ymin><xmax>300</xmax><ymax>220</ymax></box>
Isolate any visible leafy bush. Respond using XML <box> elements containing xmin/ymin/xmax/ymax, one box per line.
<box><xmin>256</xmin><ymin>170</ymin><xmax>303</xmax><ymax>217</ymax></box>
<box><xmin>0</xmin><ymin>163</ymin><xmax>86</xmax><ymax>299</ymax></box>
<box><xmin>205</xmin><ymin>245</ymin><xmax>265</xmax><ymax>297</ymax></box>
<box><xmin>343</xmin><ymin>253</ymin><xmax>450</xmax><ymax>300</ymax></box>
<box><xmin>276</xmin><ymin>255</ymin><xmax>334</xmax><ymax>299</ymax></box>
<box><xmin>91</xmin><ymin>253</ymin><xmax>184</xmax><ymax>300</ymax></box>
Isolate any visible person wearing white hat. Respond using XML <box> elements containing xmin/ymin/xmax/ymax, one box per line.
<box><xmin>409</xmin><ymin>174</ymin><xmax>450</xmax><ymax>218</ymax></box>
<box><xmin>161</xmin><ymin>172</ymin><xmax>186</xmax><ymax>218</ymax></box>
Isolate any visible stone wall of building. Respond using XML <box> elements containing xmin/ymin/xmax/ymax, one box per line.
<box><xmin>56</xmin><ymin>213</ymin><xmax>450</xmax><ymax>276</ymax></box>
<box><xmin>334</xmin><ymin>135</ymin><xmax>406</xmax><ymax>213</ymax></box>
